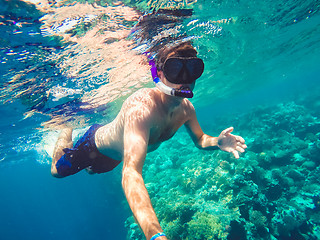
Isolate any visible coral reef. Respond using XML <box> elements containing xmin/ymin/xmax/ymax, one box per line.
<box><xmin>125</xmin><ymin>96</ymin><xmax>320</xmax><ymax>239</ymax></box>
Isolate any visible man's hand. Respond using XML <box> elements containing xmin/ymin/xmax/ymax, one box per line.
<box><xmin>217</xmin><ymin>127</ymin><xmax>247</xmax><ymax>159</ymax></box>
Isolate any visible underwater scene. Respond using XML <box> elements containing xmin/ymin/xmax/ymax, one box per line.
<box><xmin>0</xmin><ymin>0</ymin><xmax>320</xmax><ymax>239</ymax></box>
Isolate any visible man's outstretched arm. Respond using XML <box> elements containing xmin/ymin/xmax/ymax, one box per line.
<box><xmin>184</xmin><ymin>105</ymin><xmax>247</xmax><ymax>158</ymax></box>
<box><xmin>122</xmin><ymin>109</ymin><xmax>167</xmax><ymax>240</ymax></box>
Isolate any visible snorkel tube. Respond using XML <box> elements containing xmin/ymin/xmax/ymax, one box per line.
<box><xmin>146</xmin><ymin>54</ymin><xmax>193</xmax><ymax>98</ymax></box>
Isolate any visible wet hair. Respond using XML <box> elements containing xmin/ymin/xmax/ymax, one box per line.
<box><xmin>156</xmin><ymin>42</ymin><xmax>198</xmax><ymax>70</ymax></box>
<box><xmin>131</xmin><ymin>9</ymin><xmax>193</xmax><ymax>54</ymax></box>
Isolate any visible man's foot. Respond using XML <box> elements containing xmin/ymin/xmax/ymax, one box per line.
<box><xmin>51</xmin><ymin>127</ymin><xmax>73</xmax><ymax>178</ymax></box>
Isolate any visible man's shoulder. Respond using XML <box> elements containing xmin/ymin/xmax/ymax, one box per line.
<box><xmin>119</xmin><ymin>88</ymin><xmax>158</xmax><ymax>126</ymax></box>
<box><xmin>123</xmin><ymin>88</ymin><xmax>157</xmax><ymax>111</ymax></box>
<box><xmin>182</xmin><ymin>98</ymin><xmax>195</xmax><ymax>110</ymax></box>
<box><xmin>126</xmin><ymin>88</ymin><xmax>157</xmax><ymax>102</ymax></box>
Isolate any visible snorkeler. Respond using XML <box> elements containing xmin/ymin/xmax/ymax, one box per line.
<box><xmin>50</xmin><ymin>42</ymin><xmax>247</xmax><ymax>240</ymax></box>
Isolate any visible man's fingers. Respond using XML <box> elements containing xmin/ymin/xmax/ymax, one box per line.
<box><xmin>236</xmin><ymin>146</ymin><xmax>245</xmax><ymax>153</ymax></box>
<box><xmin>236</xmin><ymin>136</ymin><xmax>245</xmax><ymax>144</ymax></box>
<box><xmin>232</xmin><ymin>150</ymin><xmax>239</xmax><ymax>159</ymax></box>
<box><xmin>237</xmin><ymin>141</ymin><xmax>247</xmax><ymax>149</ymax></box>
<box><xmin>223</xmin><ymin>127</ymin><xmax>234</xmax><ymax>135</ymax></box>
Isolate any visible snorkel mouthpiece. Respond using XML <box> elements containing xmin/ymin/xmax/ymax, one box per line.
<box><xmin>175</xmin><ymin>87</ymin><xmax>194</xmax><ymax>98</ymax></box>
<box><xmin>146</xmin><ymin>53</ymin><xmax>194</xmax><ymax>98</ymax></box>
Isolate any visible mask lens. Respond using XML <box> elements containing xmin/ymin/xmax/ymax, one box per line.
<box><xmin>163</xmin><ymin>57</ymin><xmax>204</xmax><ymax>84</ymax></box>
<box><xmin>163</xmin><ymin>58</ymin><xmax>184</xmax><ymax>83</ymax></box>
<box><xmin>186</xmin><ymin>58</ymin><xmax>204</xmax><ymax>81</ymax></box>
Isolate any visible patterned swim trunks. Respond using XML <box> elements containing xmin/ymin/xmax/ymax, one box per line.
<box><xmin>55</xmin><ymin>124</ymin><xmax>121</xmax><ymax>177</ymax></box>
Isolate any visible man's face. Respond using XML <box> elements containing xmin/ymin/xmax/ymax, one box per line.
<box><xmin>160</xmin><ymin>72</ymin><xmax>196</xmax><ymax>93</ymax></box>
<box><xmin>161</xmin><ymin>54</ymin><xmax>204</xmax><ymax>88</ymax></box>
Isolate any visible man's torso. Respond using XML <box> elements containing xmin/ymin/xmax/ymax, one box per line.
<box><xmin>94</xmin><ymin>88</ymin><xmax>192</xmax><ymax>161</ymax></box>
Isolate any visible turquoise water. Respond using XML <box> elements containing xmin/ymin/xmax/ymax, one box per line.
<box><xmin>0</xmin><ymin>0</ymin><xmax>320</xmax><ymax>239</ymax></box>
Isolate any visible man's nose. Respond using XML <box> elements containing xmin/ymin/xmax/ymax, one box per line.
<box><xmin>181</xmin><ymin>70</ymin><xmax>189</xmax><ymax>82</ymax></box>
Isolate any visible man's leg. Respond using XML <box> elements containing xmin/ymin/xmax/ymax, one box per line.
<box><xmin>51</xmin><ymin>128</ymin><xmax>73</xmax><ymax>178</ymax></box>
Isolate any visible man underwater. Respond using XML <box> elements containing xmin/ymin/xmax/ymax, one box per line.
<box><xmin>51</xmin><ymin>42</ymin><xmax>247</xmax><ymax>240</ymax></box>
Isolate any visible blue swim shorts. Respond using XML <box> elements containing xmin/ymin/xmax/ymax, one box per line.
<box><xmin>55</xmin><ymin>124</ymin><xmax>121</xmax><ymax>177</ymax></box>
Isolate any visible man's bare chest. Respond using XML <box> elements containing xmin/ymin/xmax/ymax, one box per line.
<box><xmin>149</xmin><ymin>113</ymin><xmax>186</xmax><ymax>144</ymax></box>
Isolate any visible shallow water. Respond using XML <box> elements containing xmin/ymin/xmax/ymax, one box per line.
<box><xmin>0</xmin><ymin>0</ymin><xmax>320</xmax><ymax>239</ymax></box>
